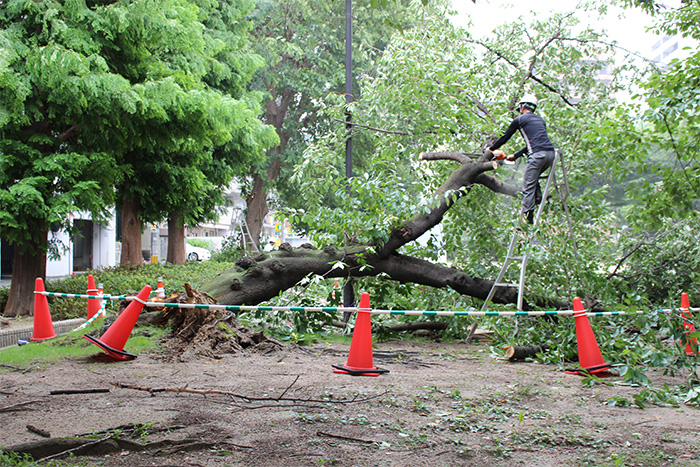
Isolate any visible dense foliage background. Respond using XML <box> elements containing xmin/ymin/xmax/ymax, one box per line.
<box><xmin>1</xmin><ymin>0</ymin><xmax>699</xmax><ymax>406</ymax></box>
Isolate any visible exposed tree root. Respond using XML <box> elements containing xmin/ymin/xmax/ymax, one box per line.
<box><xmin>141</xmin><ymin>283</ymin><xmax>285</xmax><ymax>360</ymax></box>
<box><xmin>6</xmin><ymin>434</ymin><xmax>251</xmax><ymax>462</ymax></box>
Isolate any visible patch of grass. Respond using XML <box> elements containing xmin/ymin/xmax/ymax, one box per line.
<box><xmin>0</xmin><ymin>450</ymin><xmax>95</xmax><ymax>466</ymax></box>
<box><xmin>0</xmin><ymin>451</ymin><xmax>37</xmax><ymax>467</ymax></box>
<box><xmin>578</xmin><ymin>446</ymin><xmax>681</xmax><ymax>467</ymax></box>
<box><xmin>0</xmin><ymin>324</ymin><xmax>168</xmax><ymax>367</ymax></box>
<box><xmin>315</xmin><ymin>334</ymin><xmax>353</xmax><ymax>346</ymax></box>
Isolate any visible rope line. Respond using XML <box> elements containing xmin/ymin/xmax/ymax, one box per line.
<box><xmin>34</xmin><ymin>291</ymin><xmax>669</xmax><ymax>317</ymax></box>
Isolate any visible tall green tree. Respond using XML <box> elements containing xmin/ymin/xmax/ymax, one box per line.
<box><xmin>135</xmin><ymin>0</ymin><xmax>278</xmax><ymax>265</ymax></box>
<box><xmin>243</xmin><ymin>0</ymin><xmax>412</xmax><ymax>247</ymax></box>
<box><xmin>82</xmin><ymin>0</ymin><xmax>263</xmax><ymax>266</ymax></box>
<box><xmin>0</xmin><ymin>0</ymin><xmax>120</xmax><ymax>316</ymax></box>
<box><xmin>624</xmin><ymin>0</ymin><xmax>700</xmax><ymax>227</ymax></box>
<box><xmin>0</xmin><ymin>0</ymin><xmax>276</xmax><ymax>316</ymax></box>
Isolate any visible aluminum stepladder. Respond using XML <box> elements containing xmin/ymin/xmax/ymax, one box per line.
<box><xmin>479</xmin><ymin>149</ymin><xmax>571</xmax><ymax>312</ymax></box>
<box><xmin>231</xmin><ymin>208</ymin><xmax>259</xmax><ymax>253</ymax></box>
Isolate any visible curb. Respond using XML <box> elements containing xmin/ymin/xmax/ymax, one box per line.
<box><xmin>0</xmin><ymin>319</ymin><xmax>86</xmax><ymax>349</ymax></box>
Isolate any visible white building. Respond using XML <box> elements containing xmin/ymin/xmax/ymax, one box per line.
<box><xmin>0</xmin><ymin>211</ymin><xmax>118</xmax><ymax>280</ymax></box>
<box><xmin>649</xmin><ymin>33</ymin><xmax>697</xmax><ymax>68</ymax></box>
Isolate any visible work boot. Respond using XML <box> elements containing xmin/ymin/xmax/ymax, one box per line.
<box><xmin>525</xmin><ymin>210</ymin><xmax>534</xmax><ymax>225</ymax></box>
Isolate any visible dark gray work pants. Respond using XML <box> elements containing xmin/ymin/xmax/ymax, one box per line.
<box><xmin>521</xmin><ymin>150</ymin><xmax>556</xmax><ymax>215</ymax></box>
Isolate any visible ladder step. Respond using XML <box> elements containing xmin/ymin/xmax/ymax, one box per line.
<box><xmin>506</xmin><ymin>255</ymin><xmax>525</xmax><ymax>261</ymax></box>
<box><xmin>494</xmin><ymin>282</ymin><xmax>518</xmax><ymax>288</ymax></box>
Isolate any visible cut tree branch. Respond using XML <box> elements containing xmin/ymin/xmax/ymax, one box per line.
<box><xmin>109</xmin><ymin>380</ymin><xmax>386</xmax><ymax>406</ymax></box>
<box><xmin>203</xmin><ymin>145</ymin><xmax>565</xmax><ymax>310</ymax></box>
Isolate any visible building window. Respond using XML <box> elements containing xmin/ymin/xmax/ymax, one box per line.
<box><xmin>663</xmin><ymin>42</ymin><xmax>678</xmax><ymax>58</ymax></box>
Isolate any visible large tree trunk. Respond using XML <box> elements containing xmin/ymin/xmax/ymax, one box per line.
<box><xmin>243</xmin><ymin>85</ymin><xmax>291</xmax><ymax>247</ymax></box>
<box><xmin>204</xmin><ymin>154</ymin><xmax>567</xmax><ymax>311</ymax></box>
<box><xmin>244</xmin><ymin>157</ymin><xmax>283</xmax><ymax>249</ymax></box>
<box><xmin>203</xmin><ymin>243</ymin><xmax>567</xmax><ymax>311</ymax></box>
<box><xmin>167</xmin><ymin>213</ymin><xmax>186</xmax><ymax>265</ymax></box>
<box><xmin>120</xmin><ymin>196</ymin><xmax>142</xmax><ymax>266</ymax></box>
<box><xmin>244</xmin><ymin>173</ymin><xmax>268</xmax><ymax>249</ymax></box>
<box><xmin>5</xmin><ymin>231</ymin><xmax>48</xmax><ymax>317</ymax></box>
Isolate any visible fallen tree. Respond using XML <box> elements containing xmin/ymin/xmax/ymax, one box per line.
<box><xmin>204</xmin><ymin>152</ymin><xmax>569</xmax><ymax>311</ymax></box>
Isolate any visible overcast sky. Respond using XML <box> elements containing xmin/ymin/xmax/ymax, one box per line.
<box><xmin>449</xmin><ymin>0</ymin><xmax>662</xmax><ymax>57</ymax></box>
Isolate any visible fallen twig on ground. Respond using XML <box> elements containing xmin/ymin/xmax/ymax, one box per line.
<box><xmin>0</xmin><ymin>363</ymin><xmax>38</xmax><ymax>373</ymax></box>
<box><xmin>0</xmin><ymin>400</ymin><xmax>41</xmax><ymax>412</ymax></box>
<box><xmin>317</xmin><ymin>431</ymin><xmax>376</xmax><ymax>445</ymax></box>
<box><xmin>109</xmin><ymin>377</ymin><xmax>387</xmax><ymax>408</ymax></box>
<box><xmin>49</xmin><ymin>388</ymin><xmax>110</xmax><ymax>395</ymax></box>
<box><xmin>26</xmin><ymin>425</ymin><xmax>51</xmax><ymax>438</ymax></box>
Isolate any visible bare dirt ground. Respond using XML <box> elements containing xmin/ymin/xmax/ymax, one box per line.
<box><xmin>1</xmin><ymin>334</ymin><xmax>700</xmax><ymax>467</ymax></box>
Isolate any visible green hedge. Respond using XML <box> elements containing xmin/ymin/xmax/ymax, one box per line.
<box><xmin>0</xmin><ymin>262</ymin><xmax>235</xmax><ymax>321</ymax></box>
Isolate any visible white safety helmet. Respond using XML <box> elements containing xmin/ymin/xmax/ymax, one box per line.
<box><xmin>518</xmin><ymin>93</ymin><xmax>538</xmax><ymax>111</ymax></box>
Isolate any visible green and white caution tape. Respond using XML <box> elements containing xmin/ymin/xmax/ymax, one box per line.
<box><xmin>368</xmin><ymin>309</ymin><xmax>646</xmax><ymax>317</ymax></box>
<box><xmin>38</xmin><ymin>291</ymin><xmax>690</xmax><ymax>318</ymax></box>
<box><xmin>36</xmin><ymin>291</ymin><xmax>358</xmax><ymax>313</ymax></box>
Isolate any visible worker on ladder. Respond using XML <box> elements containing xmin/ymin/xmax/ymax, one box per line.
<box><xmin>488</xmin><ymin>93</ymin><xmax>556</xmax><ymax>224</ymax></box>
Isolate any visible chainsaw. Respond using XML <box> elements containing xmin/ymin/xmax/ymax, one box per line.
<box><xmin>485</xmin><ymin>149</ymin><xmax>514</xmax><ymax>165</ymax></box>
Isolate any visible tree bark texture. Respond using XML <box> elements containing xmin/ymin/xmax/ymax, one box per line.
<box><xmin>243</xmin><ymin>84</ymin><xmax>291</xmax><ymax>248</ymax></box>
<box><xmin>244</xmin><ymin>173</ymin><xmax>268</xmax><ymax>249</ymax></box>
<box><xmin>203</xmin><ymin>244</ymin><xmax>566</xmax><ymax>311</ymax></box>
<box><xmin>245</xmin><ymin>151</ymin><xmax>283</xmax><ymax>249</ymax></box>
<box><xmin>120</xmin><ymin>196</ymin><xmax>142</xmax><ymax>266</ymax></box>
<box><xmin>167</xmin><ymin>214</ymin><xmax>185</xmax><ymax>265</ymax></box>
<box><xmin>204</xmin><ymin>154</ymin><xmax>569</xmax><ymax>311</ymax></box>
<box><xmin>4</xmin><ymin>231</ymin><xmax>48</xmax><ymax>317</ymax></box>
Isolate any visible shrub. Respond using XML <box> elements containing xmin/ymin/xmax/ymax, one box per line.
<box><xmin>0</xmin><ymin>262</ymin><xmax>235</xmax><ymax>321</ymax></box>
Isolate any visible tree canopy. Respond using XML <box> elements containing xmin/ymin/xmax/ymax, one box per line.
<box><xmin>239</xmin><ymin>0</ymin><xmax>416</xmax><ymax>246</ymax></box>
<box><xmin>0</xmin><ymin>0</ymin><xmax>275</xmax><ymax>315</ymax></box>
<box><xmin>207</xmin><ymin>0</ymin><xmax>700</xmax><ymax>312</ymax></box>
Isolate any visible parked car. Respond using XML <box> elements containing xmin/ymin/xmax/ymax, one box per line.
<box><xmin>185</xmin><ymin>243</ymin><xmax>211</xmax><ymax>262</ymax></box>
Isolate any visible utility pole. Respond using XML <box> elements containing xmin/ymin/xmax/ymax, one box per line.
<box><xmin>345</xmin><ymin>0</ymin><xmax>353</xmax><ymax>179</ymax></box>
<box><xmin>343</xmin><ymin>0</ymin><xmax>355</xmax><ymax>317</ymax></box>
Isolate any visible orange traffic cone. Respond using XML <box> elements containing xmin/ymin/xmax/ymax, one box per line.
<box><xmin>87</xmin><ymin>274</ymin><xmax>100</xmax><ymax>320</ymax></box>
<box><xmin>332</xmin><ymin>292</ymin><xmax>388</xmax><ymax>377</ymax></box>
<box><xmin>155</xmin><ymin>277</ymin><xmax>166</xmax><ymax>299</ymax></box>
<box><xmin>680</xmin><ymin>293</ymin><xmax>697</xmax><ymax>356</ymax></box>
<box><xmin>83</xmin><ymin>285</ymin><xmax>152</xmax><ymax>361</ymax></box>
<box><xmin>565</xmin><ymin>297</ymin><xmax>613</xmax><ymax>376</ymax></box>
<box><xmin>30</xmin><ymin>278</ymin><xmax>57</xmax><ymax>342</ymax></box>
